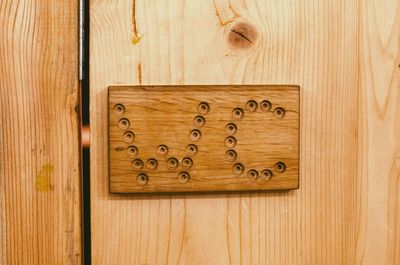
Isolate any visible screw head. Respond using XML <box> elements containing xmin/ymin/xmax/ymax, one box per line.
<box><xmin>260</xmin><ymin>100</ymin><xmax>272</xmax><ymax>112</ymax></box>
<box><xmin>246</xmin><ymin>100</ymin><xmax>258</xmax><ymax>112</ymax></box>
<box><xmin>114</xmin><ymin>104</ymin><xmax>125</xmax><ymax>115</ymax></box>
<box><xmin>156</xmin><ymin>145</ymin><xmax>169</xmax><ymax>156</ymax></box>
<box><xmin>193</xmin><ymin>115</ymin><xmax>206</xmax><ymax>128</ymax></box>
<box><xmin>225</xmin><ymin>149</ymin><xmax>237</xmax><ymax>162</ymax></box>
<box><xmin>186</xmin><ymin>144</ymin><xmax>198</xmax><ymax>156</ymax></box>
<box><xmin>232</xmin><ymin>163</ymin><xmax>244</xmax><ymax>175</ymax></box>
<box><xmin>146</xmin><ymin>158</ymin><xmax>158</xmax><ymax>171</ymax></box>
<box><xmin>166</xmin><ymin>157</ymin><xmax>179</xmax><ymax>170</ymax></box>
<box><xmin>274</xmin><ymin>162</ymin><xmax>286</xmax><ymax>173</ymax></box>
<box><xmin>132</xmin><ymin>159</ymin><xmax>144</xmax><ymax>169</ymax></box>
<box><xmin>197</xmin><ymin>102</ymin><xmax>210</xmax><ymax>114</ymax></box>
<box><xmin>225</xmin><ymin>123</ymin><xmax>237</xmax><ymax>135</ymax></box>
<box><xmin>123</xmin><ymin>131</ymin><xmax>135</xmax><ymax>143</ymax></box>
<box><xmin>190</xmin><ymin>129</ymin><xmax>202</xmax><ymax>141</ymax></box>
<box><xmin>232</xmin><ymin>108</ymin><xmax>244</xmax><ymax>120</ymax></box>
<box><xmin>247</xmin><ymin>169</ymin><xmax>259</xmax><ymax>179</ymax></box>
<box><xmin>260</xmin><ymin>169</ymin><xmax>273</xmax><ymax>180</ymax></box>
<box><xmin>274</xmin><ymin>107</ymin><xmax>286</xmax><ymax>119</ymax></box>
<box><xmin>182</xmin><ymin>157</ymin><xmax>193</xmax><ymax>169</ymax></box>
<box><xmin>225</xmin><ymin>136</ymin><xmax>237</xmax><ymax>148</ymax></box>
<box><xmin>178</xmin><ymin>171</ymin><xmax>190</xmax><ymax>183</ymax></box>
<box><xmin>137</xmin><ymin>173</ymin><xmax>148</xmax><ymax>185</ymax></box>
<box><xmin>118</xmin><ymin>118</ymin><xmax>130</xmax><ymax>130</ymax></box>
<box><xmin>127</xmin><ymin>146</ymin><xmax>138</xmax><ymax>157</ymax></box>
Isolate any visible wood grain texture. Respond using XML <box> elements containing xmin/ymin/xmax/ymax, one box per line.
<box><xmin>90</xmin><ymin>0</ymin><xmax>399</xmax><ymax>264</ymax></box>
<box><xmin>108</xmin><ymin>85</ymin><xmax>299</xmax><ymax>193</ymax></box>
<box><xmin>356</xmin><ymin>1</ymin><xmax>400</xmax><ymax>264</ymax></box>
<box><xmin>0</xmin><ymin>1</ymin><xmax>82</xmax><ymax>264</ymax></box>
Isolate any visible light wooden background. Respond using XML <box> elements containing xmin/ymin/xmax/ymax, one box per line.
<box><xmin>0</xmin><ymin>0</ymin><xmax>82</xmax><ymax>264</ymax></box>
<box><xmin>90</xmin><ymin>0</ymin><xmax>400</xmax><ymax>264</ymax></box>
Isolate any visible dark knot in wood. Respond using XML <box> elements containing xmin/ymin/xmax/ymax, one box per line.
<box><xmin>227</xmin><ymin>21</ymin><xmax>258</xmax><ymax>50</ymax></box>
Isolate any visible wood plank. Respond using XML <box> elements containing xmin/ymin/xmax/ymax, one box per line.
<box><xmin>108</xmin><ymin>85</ymin><xmax>299</xmax><ymax>193</ymax></box>
<box><xmin>90</xmin><ymin>0</ymin><xmax>399</xmax><ymax>264</ymax></box>
<box><xmin>356</xmin><ymin>0</ymin><xmax>400</xmax><ymax>264</ymax></box>
<box><xmin>0</xmin><ymin>1</ymin><xmax>82</xmax><ymax>264</ymax></box>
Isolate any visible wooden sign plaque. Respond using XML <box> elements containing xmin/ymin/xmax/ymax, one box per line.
<box><xmin>108</xmin><ymin>85</ymin><xmax>300</xmax><ymax>193</ymax></box>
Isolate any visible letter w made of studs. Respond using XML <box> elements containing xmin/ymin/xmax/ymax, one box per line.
<box><xmin>108</xmin><ymin>85</ymin><xmax>300</xmax><ymax>193</ymax></box>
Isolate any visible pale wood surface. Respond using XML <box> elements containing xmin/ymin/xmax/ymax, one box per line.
<box><xmin>356</xmin><ymin>1</ymin><xmax>400</xmax><ymax>264</ymax></box>
<box><xmin>109</xmin><ymin>85</ymin><xmax>299</xmax><ymax>193</ymax></box>
<box><xmin>90</xmin><ymin>0</ymin><xmax>400</xmax><ymax>264</ymax></box>
<box><xmin>0</xmin><ymin>1</ymin><xmax>82</xmax><ymax>264</ymax></box>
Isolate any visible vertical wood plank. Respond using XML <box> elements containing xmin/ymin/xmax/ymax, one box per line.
<box><xmin>90</xmin><ymin>0</ymin><xmax>399</xmax><ymax>264</ymax></box>
<box><xmin>356</xmin><ymin>0</ymin><xmax>400</xmax><ymax>264</ymax></box>
<box><xmin>0</xmin><ymin>0</ymin><xmax>82</xmax><ymax>264</ymax></box>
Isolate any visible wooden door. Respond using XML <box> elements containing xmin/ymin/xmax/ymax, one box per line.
<box><xmin>90</xmin><ymin>0</ymin><xmax>400</xmax><ymax>264</ymax></box>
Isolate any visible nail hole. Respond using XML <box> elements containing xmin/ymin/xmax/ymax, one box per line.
<box><xmin>260</xmin><ymin>100</ymin><xmax>272</xmax><ymax>112</ymax></box>
<box><xmin>114</xmin><ymin>104</ymin><xmax>125</xmax><ymax>115</ymax></box>
<box><xmin>190</xmin><ymin>129</ymin><xmax>202</xmax><ymax>141</ymax></box>
<box><xmin>146</xmin><ymin>158</ymin><xmax>158</xmax><ymax>170</ymax></box>
<box><xmin>225</xmin><ymin>123</ymin><xmax>237</xmax><ymax>135</ymax></box>
<box><xmin>132</xmin><ymin>159</ymin><xmax>144</xmax><ymax>169</ymax></box>
<box><xmin>198</xmin><ymin>102</ymin><xmax>210</xmax><ymax>114</ymax></box>
<box><xmin>167</xmin><ymin>157</ymin><xmax>179</xmax><ymax>170</ymax></box>
<box><xmin>186</xmin><ymin>144</ymin><xmax>198</xmax><ymax>156</ymax></box>
<box><xmin>261</xmin><ymin>169</ymin><xmax>273</xmax><ymax>180</ymax></box>
<box><xmin>225</xmin><ymin>149</ymin><xmax>237</xmax><ymax>162</ymax></box>
<box><xmin>156</xmin><ymin>145</ymin><xmax>169</xmax><ymax>156</ymax></box>
<box><xmin>246</xmin><ymin>100</ymin><xmax>258</xmax><ymax>112</ymax></box>
<box><xmin>193</xmin><ymin>115</ymin><xmax>206</xmax><ymax>128</ymax></box>
<box><xmin>232</xmin><ymin>108</ymin><xmax>244</xmax><ymax>120</ymax></box>
<box><xmin>247</xmin><ymin>169</ymin><xmax>259</xmax><ymax>179</ymax></box>
<box><xmin>274</xmin><ymin>107</ymin><xmax>286</xmax><ymax>119</ymax></box>
<box><xmin>137</xmin><ymin>173</ymin><xmax>148</xmax><ymax>185</ymax></box>
<box><xmin>232</xmin><ymin>163</ymin><xmax>244</xmax><ymax>175</ymax></box>
<box><xmin>178</xmin><ymin>171</ymin><xmax>190</xmax><ymax>183</ymax></box>
<box><xmin>118</xmin><ymin>118</ymin><xmax>130</xmax><ymax>130</ymax></box>
<box><xmin>123</xmin><ymin>131</ymin><xmax>135</xmax><ymax>143</ymax></box>
<box><xmin>274</xmin><ymin>162</ymin><xmax>286</xmax><ymax>173</ymax></box>
<box><xmin>225</xmin><ymin>136</ymin><xmax>237</xmax><ymax>148</ymax></box>
<box><xmin>127</xmin><ymin>146</ymin><xmax>138</xmax><ymax>156</ymax></box>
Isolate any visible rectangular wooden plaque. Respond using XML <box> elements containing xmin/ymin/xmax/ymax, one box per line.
<box><xmin>108</xmin><ymin>85</ymin><xmax>299</xmax><ymax>193</ymax></box>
